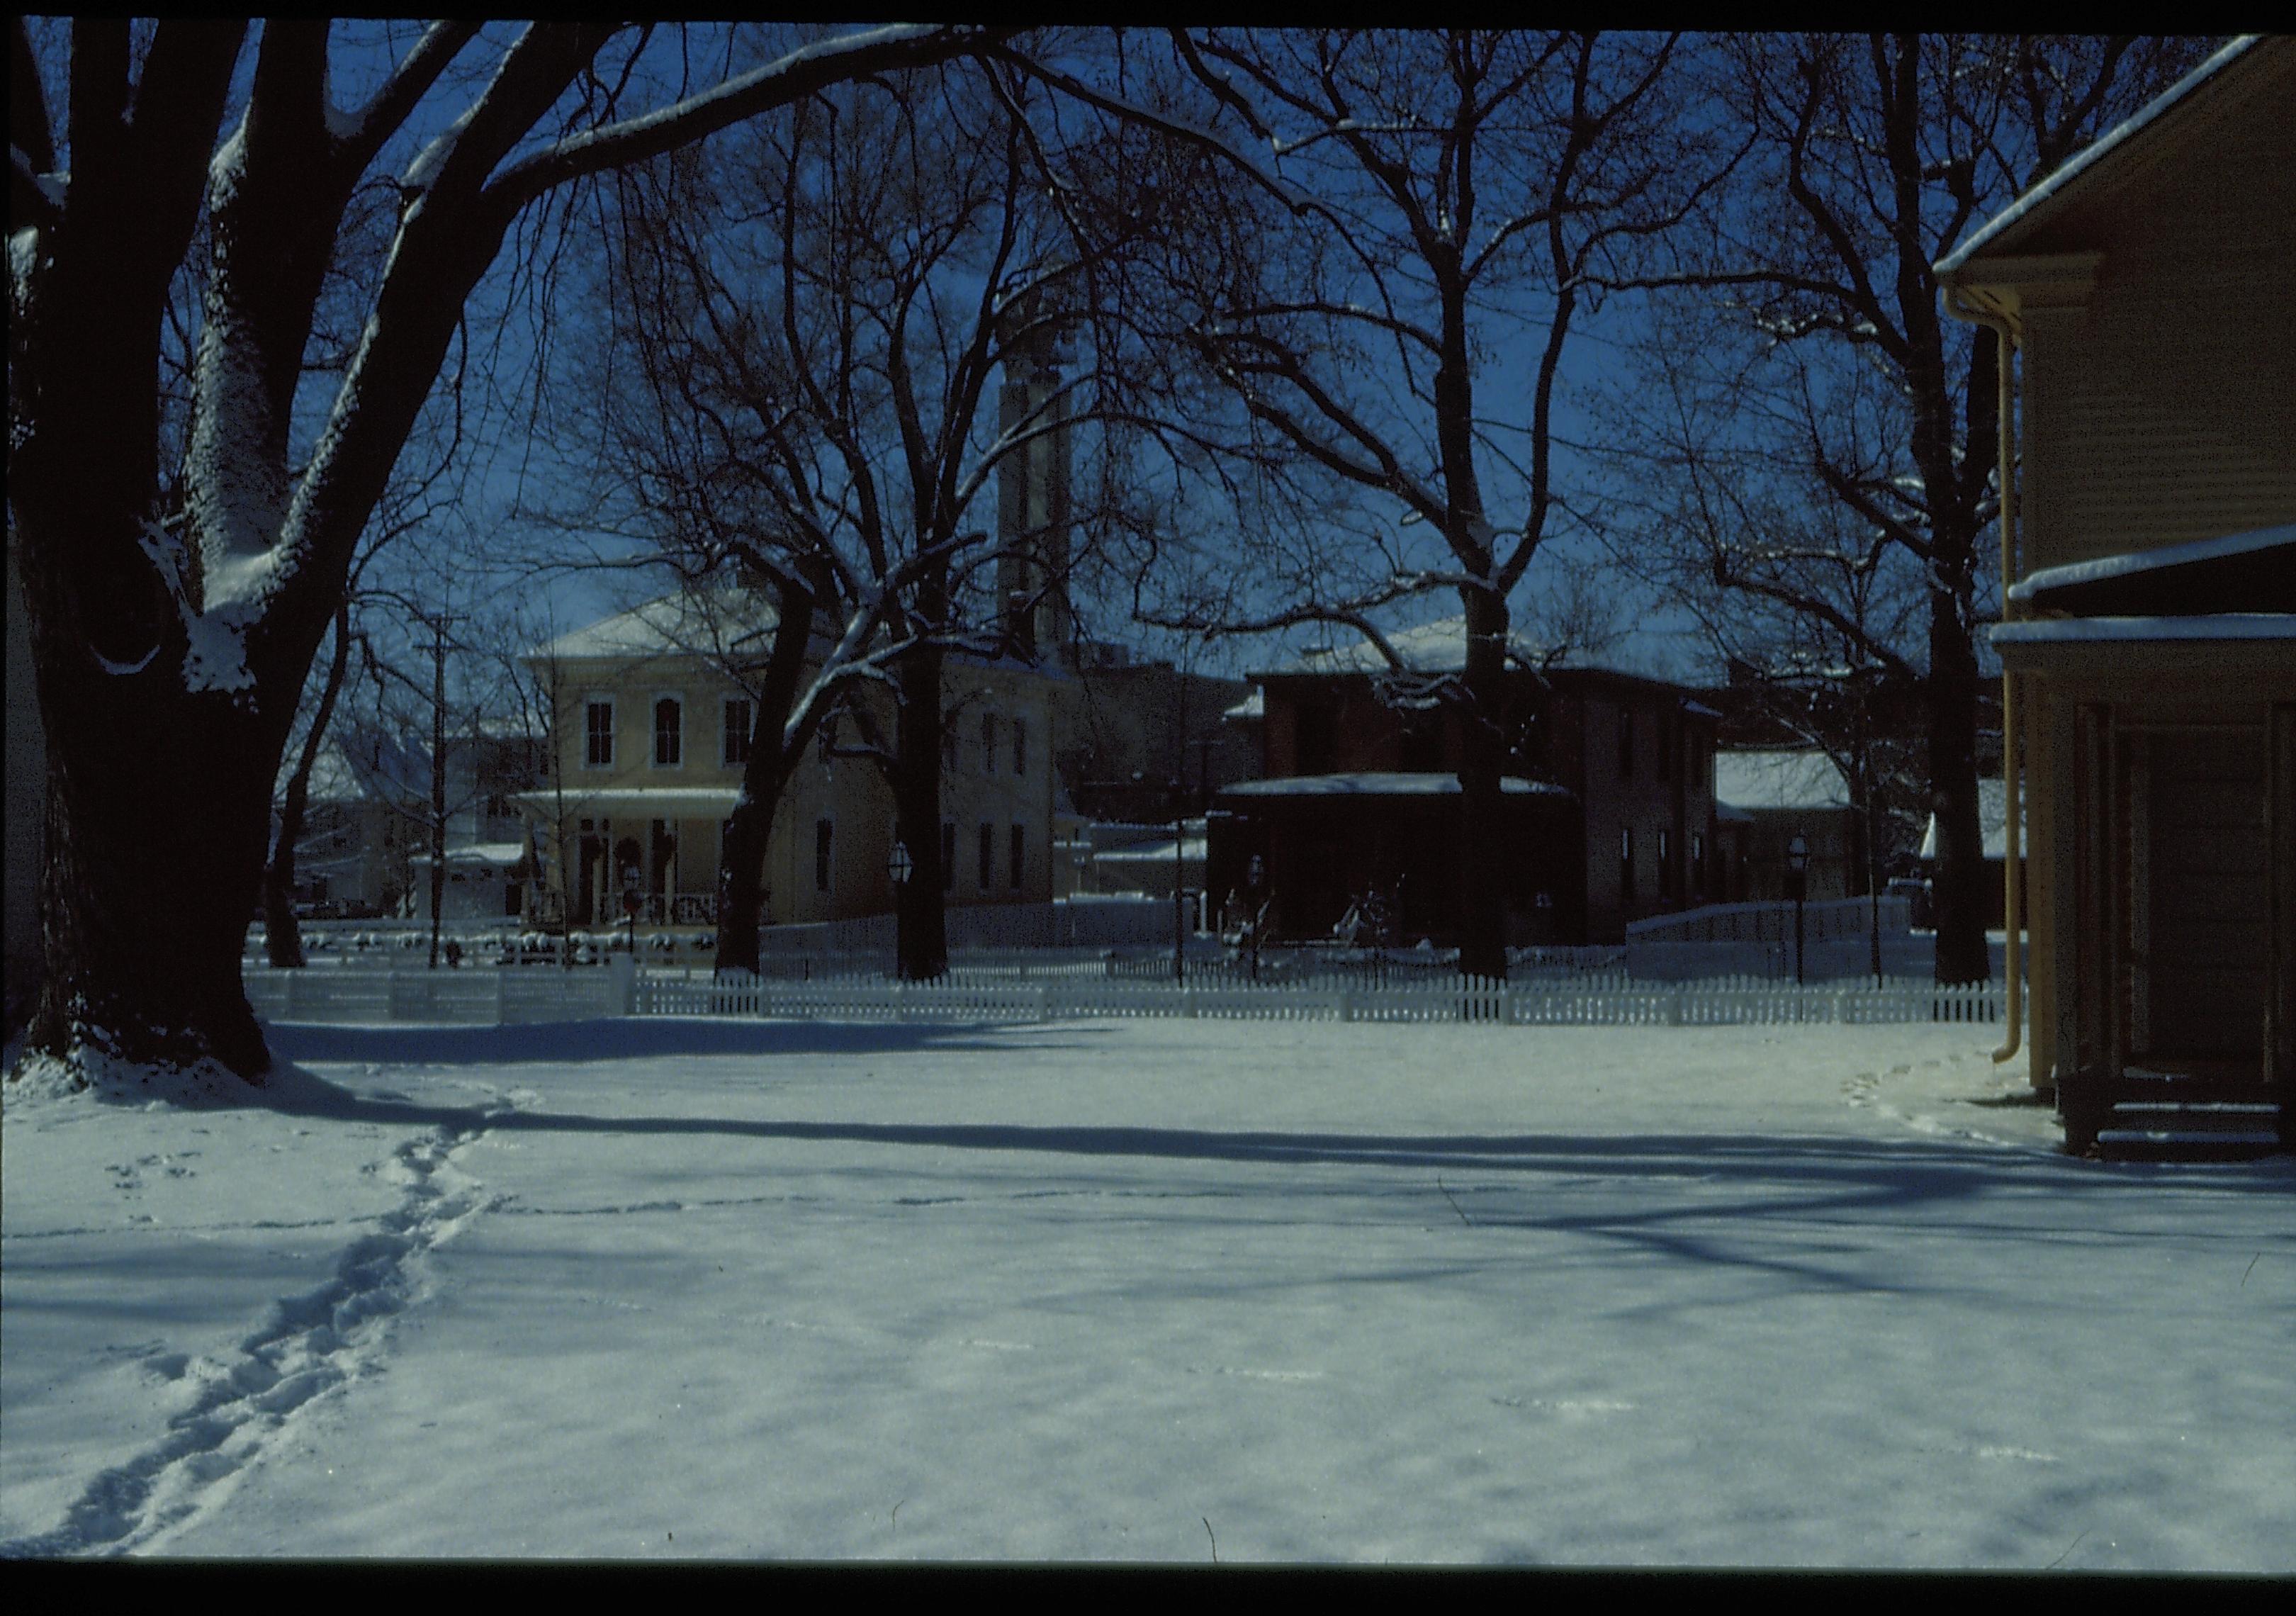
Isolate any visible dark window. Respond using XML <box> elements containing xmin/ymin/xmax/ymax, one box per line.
<box><xmin>1296</xmin><ymin>697</ymin><xmax>1337</xmax><ymax>775</ymax></box>
<box><xmin>1400</xmin><ymin>712</ymin><xmax>1443</xmax><ymax>773</ymax></box>
<box><xmin>981</xmin><ymin>714</ymin><xmax>998</xmax><ymax>775</ymax></box>
<box><xmin>653</xmin><ymin>697</ymin><xmax>682</xmax><ymax>767</ymax></box>
<box><xmin>1620</xmin><ymin>825</ymin><xmax>1635</xmax><ymax>899</ymax></box>
<box><xmin>815</xmin><ymin>819</ymin><xmax>833</xmax><ymax>893</ymax></box>
<box><xmin>1658</xmin><ymin>716</ymin><xmax>1672</xmax><ymax>782</ymax></box>
<box><xmin>585</xmin><ymin>700</ymin><xmax>614</xmax><ymax>768</ymax></box>
<box><xmin>724</xmin><ymin>698</ymin><xmax>752</xmax><ymax>767</ymax></box>
<box><xmin>1692</xmin><ymin>829</ymin><xmax>1707</xmax><ymax>895</ymax></box>
<box><xmin>978</xmin><ymin>822</ymin><xmax>995</xmax><ymax>890</ymax></box>
<box><xmin>1013</xmin><ymin>717</ymin><xmax>1028</xmax><ymax>776</ymax></box>
<box><xmin>1658</xmin><ymin>827</ymin><xmax>1674</xmax><ymax>899</ymax></box>
<box><xmin>1009</xmin><ymin>824</ymin><xmax>1025</xmax><ymax>890</ymax></box>
<box><xmin>1618</xmin><ymin>707</ymin><xmax>1634</xmax><ymax>779</ymax></box>
<box><xmin>942</xmin><ymin>821</ymin><xmax>956</xmax><ymax>892</ymax></box>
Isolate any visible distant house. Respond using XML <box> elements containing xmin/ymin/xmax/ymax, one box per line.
<box><xmin>1917</xmin><ymin>778</ymin><xmax>2027</xmax><ymax>931</ymax></box>
<box><xmin>1937</xmin><ymin>35</ymin><xmax>2295</xmax><ymax>1150</ymax></box>
<box><xmin>519</xmin><ymin>591</ymin><xmax>1059</xmax><ymax>931</ymax></box>
<box><xmin>1207</xmin><ymin>617</ymin><xmax>1721</xmax><ymax>946</ymax></box>
<box><xmin>1712</xmin><ymin>750</ymin><xmax>1858</xmax><ymax>904</ymax></box>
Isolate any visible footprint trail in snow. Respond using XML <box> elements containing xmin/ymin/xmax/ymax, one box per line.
<box><xmin>0</xmin><ymin>1110</ymin><xmax>504</xmax><ymax>1558</ymax></box>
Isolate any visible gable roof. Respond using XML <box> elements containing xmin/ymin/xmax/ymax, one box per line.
<box><xmin>1937</xmin><ymin>35</ymin><xmax>2270</xmax><ymax>281</ymax></box>
<box><xmin>536</xmin><ymin>589</ymin><xmax>783</xmax><ymax>664</ymax></box>
<box><xmin>1713</xmin><ymin>750</ymin><xmax>1851</xmax><ymax>813</ymax></box>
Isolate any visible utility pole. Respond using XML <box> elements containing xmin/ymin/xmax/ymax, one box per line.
<box><xmin>415</xmin><ymin>608</ymin><xmax>462</xmax><ymax>970</ymax></box>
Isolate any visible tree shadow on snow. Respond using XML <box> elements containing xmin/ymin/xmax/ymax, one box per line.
<box><xmin>264</xmin><ymin>1016</ymin><xmax>1099</xmax><ymax>1069</ymax></box>
<box><xmin>200</xmin><ymin>1048</ymin><xmax>2295</xmax><ymax>1303</ymax></box>
<box><xmin>248</xmin><ymin>1055</ymin><xmax>2296</xmax><ymax>1212</ymax></box>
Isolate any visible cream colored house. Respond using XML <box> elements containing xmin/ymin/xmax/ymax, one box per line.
<box><xmin>1938</xmin><ymin>35</ymin><xmax>2295</xmax><ymax>1153</ymax></box>
<box><xmin>519</xmin><ymin>593</ymin><xmax>1060</xmax><ymax>931</ymax></box>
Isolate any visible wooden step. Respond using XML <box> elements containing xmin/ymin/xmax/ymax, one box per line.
<box><xmin>2096</xmin><ymin>1100</ymin><xmax>2285</xmax><ymax>1160</ymax></box>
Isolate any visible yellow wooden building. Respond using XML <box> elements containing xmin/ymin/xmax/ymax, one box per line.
<box><xmin>1938</xmin><ymin>35</ymin><xmax>2295</xmax><ymax>1153</ymax></box>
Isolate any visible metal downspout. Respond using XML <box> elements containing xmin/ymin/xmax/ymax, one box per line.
<box><xmin>1945</xmin><ymin>288</ymin><xmax>2023</xmax><ymax>1064</ymax></box>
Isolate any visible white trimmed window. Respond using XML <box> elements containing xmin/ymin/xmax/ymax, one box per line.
<box><xmin>584</xmin><ymin>698</ymin><xmax>614</xmax><ymax>768</ymax></box>
<box><xmin>724</xmin><ymin>697</ymin><xmax>752</xmax><ymax>767</ymax></box>
<box><xmin>1013</xmin><ymin>717</ymin><xmax>1028</xmax><ymax>776</ymax></box>
<box><xmin>653</xmin><ymin>695</ymin><xmax>682</xmax><ymax>768</ymax></box>
<box><xmin>980</xmin><ymin>712</ymin><xmax>998</xmax><ymax>775</ymax></box>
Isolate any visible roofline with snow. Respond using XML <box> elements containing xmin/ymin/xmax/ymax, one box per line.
<box><xmin>1935</xmin><ymin>35</ymin><xmax>2263</xmax><ymax>281</ymax></box>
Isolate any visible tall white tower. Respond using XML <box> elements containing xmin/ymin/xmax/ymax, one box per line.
<box><xmin>995</xmin><ymin>304</ymin><xmax>1072</xmax><ymax>663</ymax></box>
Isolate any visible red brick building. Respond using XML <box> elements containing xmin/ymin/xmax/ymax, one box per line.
<box><xmin>1207</xmin><ymin>619</ymin><xmax>1723</xmax><ymax>946</ymax></box>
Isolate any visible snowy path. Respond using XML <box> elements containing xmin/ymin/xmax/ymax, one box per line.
<box><xmin>4</xmin><ymin>1019</ymin><xmax>2290</xmax><ymax>1566</ymax></box>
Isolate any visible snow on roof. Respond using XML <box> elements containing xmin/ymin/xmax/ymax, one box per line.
<box><xmin>1095</xmin><ymin>838</ymin><xmax>1209</xmax><ymax>865</ymax></box>
<box><xmin>411</xmin><ymin>841</ymin><xmax>529</xmax><ymax>869</ymax></box>
<box><xmin>2006</xmin><ymin>522</ymin><xmax>2296</xmax><ymax>605</ymax></box>
<box><xmin>1921</xmin><ymin>779</ymin><xmax>2025</xmax><ymax>862</ymax></box>
<box><xmin>1936</xmin><ymin>35</ymin><xmax>2265</xmax><ymax>278</ymax></box>
<box><xmin>1713</xmin><ymin>751</ymin><xmax>1851</xmax><ymax>813</ymax></box>
<box><xmin>1224</xmin><ymin>689</ymin><xmax>1265</xmax><ymax>722</ymax></box>
<box><xmin>1220</xmin><ymin>772</ymin><xmax>1572</xmax><ymax>799</ymax></box>
<box><xmin>537</xmin><ymin>589</ymin><xmax>782</xmax><ymax>663</ymax></box>
<box><xmin>1261</xmin><ymin>615</ymin><xmax>1714</xmax><ymax>688</ymax></box>
<box><xmin>510</xmin><ymin>786</ymin><xmax>745</xmax><ymax>817</ymax></box>
<box><xmin>1991</xmin><ymin>614</ymin><xmax>2296</xmax><ymax>645</ymax></box>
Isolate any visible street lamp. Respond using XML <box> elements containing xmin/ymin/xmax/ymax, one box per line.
<box><xmin>888</xmin><ymin>839</ymin><xmax>913</xmax><ymax>887</ymax></box>
<box><xmin>1169</xmin><ymin>775</ymin><xmax>1186</xmax><ymax>983</ymax></box>
<box><xmin>1786</xmin><ymin>831</ymin><xmax>1809</xmax><ymax>986</ymax></box>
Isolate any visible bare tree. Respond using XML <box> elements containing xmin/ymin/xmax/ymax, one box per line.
<box><xmin>570</xmin><ymin>62</ymin><xmax>1112</xmax><ymax>980</ymax></box>
<box><xmin>1595</xmin><ymin>33</ymin><xmax>2213</xmax><ymax>982</ymax></box>
<box><xmin>6</xmin><ymin>21</ymin><xmax>999</xmax><ymax>1081</ymax></box>
<box><xmin>1042</xmin><ymin>29</ymin><xmax>1728</xmax><ymax>977</ymax></box>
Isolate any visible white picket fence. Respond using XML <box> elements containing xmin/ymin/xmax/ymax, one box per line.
<box><xmin>244</xmin><ymin>962</ymin><xmax>629</xmax><ymax>1025</ymax></box>
<box><xmin>634</xmin><ymin>970</ymin><xmax>2002</xmax><ymax>1028</ymax></box>
<box><xmin>244</xmin><ymin>958</ymin><xmax>2001</xmax><ymax>1028</ymax></box>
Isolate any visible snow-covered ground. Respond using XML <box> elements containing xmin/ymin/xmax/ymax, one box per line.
<box><xmin>3</xmin><ymin>1016</ymin><xmax>2290</xmax><ymax>1566</ymax></box>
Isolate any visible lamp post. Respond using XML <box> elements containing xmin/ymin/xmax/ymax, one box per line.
<box><xmin>621</xmin><ymin>864</ymin><xmax>641</xmax><ymax>957</ymax></box>
<box><xmin>1169</xmin><ymin>776</ymin><xmax>1186</xmax><ymax>983</ymax></box>
<box><xmin>1786</xmin><ymin>831</ymin><xmax>1809</xmax><ymax>986</ymax></box>
<box><xmin>1247</xmin><ymin>853</ymin><xmax>1266</xmax><ymax>983</ymax></box>
<box><xmin>888</xmin><ymin>839</ymin><xmax>913</xmax><ymax>889</ymax></box>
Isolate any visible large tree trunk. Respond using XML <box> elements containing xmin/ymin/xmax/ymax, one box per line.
<box><xmin>1926</xmin><ymin>601</ymin><xmax>1991</xmax><ymax>984</ymax></box>
<box><xmin>715</xmin><ymin>582</ymin><xmax>818</xmax><ymax>977</ymax></box>
<box><xmin>1456</xmin><ymin>584</ymin><xmax>1510</xmax><ymax>980</ymax></box>
<box><xmin>892</xmin><ymin>644</ymin><xmax>950</xmax><ymax>982</ymax></box>
<box><xmin>28</xmin><ymin>643</ymin><xmax>287</xmax><ymax>1079</ymax></box>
